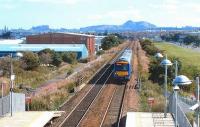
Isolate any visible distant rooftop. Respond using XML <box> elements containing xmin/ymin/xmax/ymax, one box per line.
<box><xmin>0</xmin><ymin>39</ymin><xmax>24</xmax><ymax>44</ymax></box>
<box><xmin>60</xmin><ymin>32</ymin><xmax>95</xmax><ymax>37</ymax></box>
<box><xmin>29</xmin><ymin>32</ymin><xmax>95</xmax><ymax>37</ymax></box>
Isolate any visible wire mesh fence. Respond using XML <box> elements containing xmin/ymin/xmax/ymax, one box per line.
<box><xmin>0</xmin><ymin>93</ymin><xmax>25</xmax><ymax>116</ymax></box>
<box><xmin>168</xmin><ymin>92</ymin><xmax>192</xmax><ymax>127</ymax></box>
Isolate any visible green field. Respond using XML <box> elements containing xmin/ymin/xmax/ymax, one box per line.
<box><xmin>155</xmin><ymin>42</ymin><xmax>200</xmax><ymax>68</ymax></box>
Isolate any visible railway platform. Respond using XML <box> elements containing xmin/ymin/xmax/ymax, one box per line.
<box><xmin>126</xmin><ymin>112</ymin><xmax>175</xmax><ymax>127</ymax></box>
<box><xmin>0</xmin><ymin>111</ymin><xmax>64</xmax><ymax>127</ymax></box>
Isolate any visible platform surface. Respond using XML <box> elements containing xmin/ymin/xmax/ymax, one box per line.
<box><xmin>126</xmin><ymin>112</ymin><xmax>175</xmax><ymax>127</ymax></box>
<box><xmin>0</xmin><ymin>111</ymin><xmax>62</xmax><ymax>127</ymax></box>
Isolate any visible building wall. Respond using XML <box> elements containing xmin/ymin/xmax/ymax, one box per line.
<box><xmin>26</xmin><ymin>33</ymin><xmax>95</xmax><ymax>56</ymax></box>
<box><xmin>87</xmin><ymin>37</ymin><xmax>95</xmax><ymax>56</ymax></box>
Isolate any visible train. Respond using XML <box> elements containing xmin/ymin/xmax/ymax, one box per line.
<box><xmin>113</xmin><ymin>49</ymin><xmax>132</xmax><ymax>81</ymax></box>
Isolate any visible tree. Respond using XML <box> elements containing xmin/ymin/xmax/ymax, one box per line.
<box><xmin>183</xmin><ymin>35</ymin><xmax>198</xmax><ymax>45</ymax></box>
<box><xmin>0</xmin><ymin>31</ymin><xmax>12</xmax><ymax>39</ymax></box>
<box><xmin>38</xmin><ymin>48</ymin><xmax>55</xmax><ymax>56</ymax></box>
<box><xmin>172</xmin><ymin>33</ymin><xmax>181</xmax><ymax>42</ymax></box>
<box><xmin>52</xmin><ymin>53</ymin><xmax>62</xmax><ymax>67</ymax></box>
<box><xmin>0</xmin><ymin>57</ymin><xmax>11</xmax><ymax>75</ymax></box>
<box><xmin>62</xmin><ymin>52</ymin><xmax>77</xmax><ymax>64</ymax></box>
<box><xmin>101</xmin><ymin>35</ymin><xmax>120</xmax><ymax>50</ymax></box>
<box><xmin>39</xmin><ymin>53</ymin><xmax>52</xmax><ymax>65</ymax></box>
<box><xmin>21</xmin><ymin>51</ymin><xmax>40</xmax><ymax>70</ymax></box>
<box><xmin>140</xmin><ymin>39</ymin><xmax>160</xmax><ymax>56</ymax></box>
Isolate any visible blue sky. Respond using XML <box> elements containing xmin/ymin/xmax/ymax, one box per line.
<box><xmin>1</xmin><ymin>0</ymin><xmax>200</xmax><ymax>29</ymax></box>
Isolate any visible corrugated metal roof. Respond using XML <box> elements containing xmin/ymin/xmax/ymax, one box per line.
<box><xmin>59</xmin><ymin>32</ymin><xmax>95</xmax><ymax>37</ymax></box>
<box><xmin>28</xmin><ymin>32</ymin><xmax>95</xmax><ymax>37</ymax></box>
<box><xmin>0</xmin><ymin>44</ymin><xmax>88</xmax><ymax>58</ymax></box>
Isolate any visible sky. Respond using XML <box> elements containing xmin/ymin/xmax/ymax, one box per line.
<box><xmin>1</xmin><ymin>0</ymin><xmax>200</xmax><ymax>29</ymax></box>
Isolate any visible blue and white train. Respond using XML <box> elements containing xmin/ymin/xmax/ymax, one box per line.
<box><xmin>113</xmin><ymin>49</ymin><xmax>132</xmax><ymax>81</ymax></box>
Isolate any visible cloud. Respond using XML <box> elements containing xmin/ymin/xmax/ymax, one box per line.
<box><xmin>149</xmin><ymin>0</ymin><xmax>179</xmax><ymax>13</ymax></box>
<box><xmin>24</xmin><ymin>0</ymin><xmax>82</xmax><ymax>5</ymax></box>
<box><xmin>0</xmin><ymin>1</ymin><xmax>17</xmax><ymax>10</ymax></box>
<box><xmin>2</xmin><ymin>4</ymin><xmax>16</xmax><ymax>9</ymax></box>
<box><xmin>87</xmin><ymin>8</ymin><xmax>142</xmax><ymax>23</ymax></box>
<box><xmin>182</xmin><ymin>3</ymin><xmax>200</xmax><ymax>13</ymax></box>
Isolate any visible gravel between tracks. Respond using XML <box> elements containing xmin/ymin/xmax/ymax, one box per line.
<box><xmin>79</xmin><ymin>84</ymin><xmax>116</xmax><ymax>127</ymax></box>
<box><xmin>102</xmin><ymin>84</ymin><xmax>126</xmax><ymax>127</ymax></box>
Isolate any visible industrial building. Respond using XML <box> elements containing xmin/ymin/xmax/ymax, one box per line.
<box><xmin>95</xmin><ymin>36</ymin><xmax>105</xmax><ymax>51</ymax></box>
<box><xmin>26</xmin><ymin>33</ymin><xmax>95</xmax><ymax>56</ymax></box>
<box><xmin>0</xmin><ymin>44</ymin><xmax>88</xmax><ymax>59</ymax></box>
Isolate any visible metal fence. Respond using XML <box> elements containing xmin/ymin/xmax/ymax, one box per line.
<box><xmin>0</xmin><ymin>93</ymin><xmax>25</xmax><ymax>116</ymax></box>
<box><xmin>179</xmin><ymin>96</ymin><xmax>196</xmax><ymax>106</ymax></box>
<box><xmin>168</xmin><ymin>92</ymin><xmax>192</xmax><ymax>127</ymax></box>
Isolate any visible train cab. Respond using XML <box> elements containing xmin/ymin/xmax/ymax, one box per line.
<box><xmin>114</xmin><ymin>49</ymin><xmax>132</xmax><ymax>81</ymax></box>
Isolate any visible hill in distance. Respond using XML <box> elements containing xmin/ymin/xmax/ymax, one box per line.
<box><xmin>16</xmin><ymin>20</ymin><xmax>200</xmax><ymax>33</ymax></box>
<box><xmin>80</xmin><ymin>20</ymin><xmax>157</xmax><ymax>32</ymax></box>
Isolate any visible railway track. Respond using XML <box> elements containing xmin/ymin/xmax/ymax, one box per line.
<box><xmin>50</xmin><ymin>64</ymin><xmax>111</xmax><ymax>127</ymax></box>
<box><xmin>56</xmin><ymin>48</ymin><xmax>125</xmax><ymax>127</ymax></box>
<box><xmin>100</xmin><ymin>82</ymin><xmax>127</xmax><ymax>127</ymax></box>
<box><xmin>59</xmin><ymin>69</ymin><xmax>113</xmax><ymax>127</ymax></box>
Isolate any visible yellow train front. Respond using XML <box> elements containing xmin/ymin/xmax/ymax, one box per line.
<box><xmin>113</xmin><ymin>49</ymin><xmax>132</xmax><ymax>81</ymax></box>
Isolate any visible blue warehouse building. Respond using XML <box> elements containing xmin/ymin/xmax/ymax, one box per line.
<box><xmin>0</xmin><ymin>44</ymin><xmax>88</xmax><ymax>59</ymax></box>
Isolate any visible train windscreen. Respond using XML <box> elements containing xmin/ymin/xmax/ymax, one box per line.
<box><xmin>115</xmin><ymin>62</ymin><xmax>129</xmax><ymax>71</ymax></box>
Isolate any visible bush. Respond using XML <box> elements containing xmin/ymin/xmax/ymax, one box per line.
<box><xmin>186</xmin><ymin>112</ymin><xmax>195</xmax><ymax>125</ymax></box>
<box><xmin>101</xmin><ymin>35</ymin><xmax>120</xmax><ymax>50</ymax></box>
<box><xmin>67</xmin><ymin>83</ymin><xmax>75</xmax><ymax>93</ymax></box>
<box><xmin>62</xmin><ymin>52</ymin><xmax>77</xmax><ymax>64</ymax></box>
<box><xmin>148</xmin><ymin>56</ymin><xmax>182</xmax><ymax>86</ymax></box>
<box><xmin>140</xmin><ymin>80</ymin><xmax>165</xmax><ymax>112</ymax></box>
<box><xmin>30</xmin><ymin>90</ymin><xmax>68</xmax><ymax>111</ymax></box>
<box><xmin>39</xmin><ymin>53</ymin><xmax>52</xmax><ymax>65</ymax></box>
<box><xmin>0</xmin><ymin>57</ymin><xmax>11</xmax><ymax>76</ymax></box>
<box><xmin>21</xmin><ymin>51</ymin><xmax>40</xmax><ymax>70</ymax></box>
<box><xmin>140</xmin><ymin>40</ymin><xmax>183</xmax><ymax>86</ymax></box>
<box><xmin>52</xmin><ymin>53</ymin><xmax>62</xmax><ymax>67</ymax></box>
<box><xmin>96</xmin><ymin>50</ymin><xmax>105</xmax><ymax>56</ymax></box>
<box><xmin>152</xmin><ymin>97</ymin><xmax>164</xmax><ymax>112</ymax></box>
<box><xmin>38</xmin><ymin>48</ymin><xmax>55</xmax><ymax>56</ymax></box>
<box><xmin>67</xmin><ymin>68</ymin><xmax>73</xmax><ymax>75</ymax></box>
<box><xmin>140</xmin><ymin>39</ymin><xmax>160</xmax><ymax>56</ymax></box>
<box><xmin>78</xmin><ymin>58</ymin><xmax>88</xmax><ymax>63</ymax></box>
<box><xmin>30</xmin><ymin>97</ymin><xmax>49</xmax><ymax>110</ymax></box>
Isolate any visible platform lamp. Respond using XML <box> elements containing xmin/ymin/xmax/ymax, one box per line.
<box><xmin>155</xmin><ymin>52</ymin><xmax>163</xmax><ymax>58</ymax></box>
<box><xmin>10</xmin><ymin>52</ymin><xmax>23</xmax><ymax>117</ymax></box>
<box><xmin>173</xmin><ymin>75</ymin><xmax>192</xmax><ymax>127</ymax></box>
<box><xmin>160</xmin><ymin>54</ymin><xmax>172</xmax><ymax>118</ymax></box>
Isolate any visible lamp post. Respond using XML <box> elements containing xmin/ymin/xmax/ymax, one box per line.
<box><xmin>161</xmin><ymin>54</ymin><xmax>172</xmax><ymax>118</ymax></box>
<box><xmin>173</xmin><ymin>85</ymin><xmax>179</xmax><ymax>127</ymax></box>
<box><xmin>173</xmin><ymin>75</ymin><xmax>192</xmax><ymax>127</ymax></box>
<box><xmin>175</xmin><ymin>61</ymin><xmax>178</xmax><ymax>77</ymax></box>
<box><xmin>10</xmin><ymin>53</ymin><xmax>15</xmax><ymax>117</ymax></box>
<box><xmin>9</xmin><ymin>52</ymin><xmax>23</xmax><ymax>117</ymax></box>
